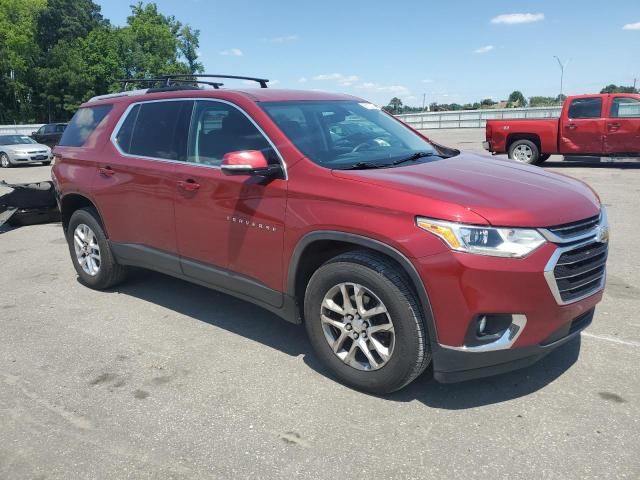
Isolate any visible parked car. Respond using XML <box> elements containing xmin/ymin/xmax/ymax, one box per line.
<box><xmin>0</xmin><ymin>134</ymin><xmax>53</xmax><ymax>168</ymax></box>
<box><xmin>31</xmin><ymin>123</ymin><xmax>67</xmax><ymax>148</ymax></box>
<box><xmin>484</xmin><ymin>93</ymin><xmax>640</xmax><ymax>164</ymax></box>
<box><xmin>52</xmin><ymin>75</ymin><xmax>608</xmax><ymax>393</ymax></box>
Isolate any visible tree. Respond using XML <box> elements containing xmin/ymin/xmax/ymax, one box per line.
<box><xmin>600</xmin><ymin>84</ymin><xmax>638</xmax><ymax>94</ymax></box>
<box><xmin>507</xmin><ymin>90</ymin><xmax>528</xmax><ymax>108</ymax></box>
<box><xmin>387</xmin><ymin>97</ymin><xmax>403</xmax><ymax>113</ymax></box>
<box><xmin>35</xmin><ymin>0</ymin><xmax>105</xmax><ymax>53</ymax></box>
<box><xmin>480</xmin><ymin>98</ymin><xmax>497</xmax><ymax>108</ymax></box>
<box><xmin>178</xmin><ymin>25</ymin><xmax>203</xmax><ymax>74</ymax></box>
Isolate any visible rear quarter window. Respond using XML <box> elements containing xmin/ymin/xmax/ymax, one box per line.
<box><xmin>58</xmin><ymin>105</ymin><xmax>112</xmax><ymax>147</ymax></box>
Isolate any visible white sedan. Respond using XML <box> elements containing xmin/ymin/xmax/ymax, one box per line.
<box><xmin>0</xmin><ymin>135</ymin><xmax>53</xmax><ymax>168</ymax></box>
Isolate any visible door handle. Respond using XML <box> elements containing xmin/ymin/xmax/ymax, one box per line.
<box><xmin>98</xmin><ymin>166</ymin><xmax>115</xmax><ymax>177</ymax></box>
<box><xmin>608</xmin><ymin>123</ymin><xmax>620</xmax><ymax>130</ymax></box>
<box><xmin>177</xmin><ymin>179</ymin><xmax>200</xmax><ymax>192</ymax></box>
<box><xmin>566</xmin><ymin>123</ymin><xmax>577</xmax><ymax>130</ymax></box>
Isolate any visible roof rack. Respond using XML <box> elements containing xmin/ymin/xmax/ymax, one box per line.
<box><xmin>118</xmin><ymin>78</ymin><xmax>224</xmax><ymax>90</ymax></box>
<box><xmin>159</xmin><ymin>74</ymin><xmax>270</xmax><ymax>88</ymax></box>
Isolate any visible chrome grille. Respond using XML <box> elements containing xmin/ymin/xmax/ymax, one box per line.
<box><xmin>546</xmin><ymin>215</ymin><xmax>600</xmax><ymax>240</ymax></box>
<box><xmin>545</xmin><ymin>240</ymin><xmax>608</xmax><ymax>304</ymax></box>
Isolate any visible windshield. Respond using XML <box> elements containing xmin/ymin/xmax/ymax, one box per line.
<box><xmin>261</xmin><ymin>100</ymin><xmax>457</xmax><ymax>169</ymax></box>
<box><xmin>0</xmin><ymin>135</ymin><xmax>37</xmax><ymax>145</ymax></box>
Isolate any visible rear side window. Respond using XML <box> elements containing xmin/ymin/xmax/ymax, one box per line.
<box><xmin>568</xmin><ymin>98</ymin><xmax>602</xmax><ymax>119</ymax></box>
<box><xmin>611</xmin><ymin>97</ymin><xmax>640</xmax><ymax>118</ymax></box>
<box><xmin>59</xmin><ymin>105</ymin><xmax>112</xmax><ymax>147</ymax></box>
<box><xmin>117</xmin><ymin>101</ymin><xmax>193</xmax><ymax>161</ymax></box>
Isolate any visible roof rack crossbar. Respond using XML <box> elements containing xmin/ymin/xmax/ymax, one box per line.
<box><xmin>159</xmin><ymin>74</ymin><xmax>270</xmax><ymax>88</ymax></box>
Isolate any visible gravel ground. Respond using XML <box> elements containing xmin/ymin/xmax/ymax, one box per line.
<box><xmin>1</xmin><ymin>129</ymin><xmax>639</xmax><ymax>479</ymax></box>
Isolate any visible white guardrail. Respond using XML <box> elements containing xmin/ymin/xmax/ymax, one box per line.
<box><xmin>0</xmin><ymin>106</ymin><xmax>563</xmax><ymax>135</ymax></box>
<box><xmin>396</xmin><ymin>106</ymin><xmax>562</xmax><ymax>130</ymax></box>
<box><xmin>0</xmin><ymin>124</ymin><xmax>45</xmax><ymax>136</ymax></box>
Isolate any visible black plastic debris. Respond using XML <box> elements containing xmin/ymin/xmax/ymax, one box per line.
<box><xmin>0</xmin><ymin>181</ymin><xmax>60</xmax><ymax>228</ymax></box>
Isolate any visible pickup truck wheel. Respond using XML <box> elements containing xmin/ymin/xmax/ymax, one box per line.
<box><xmin>508</xmin><ymin>140</ymin><xmax>539</xmax><ymax>164</ymax></box>
<box><xmin>0</xmin><ymin>153</ymin><xmax>11</xmax><ymax>168</ymax></box>
<box><xmin>304</xmin><ymin>250</ymin><xmax>431</xmax><ymax>394</ymax></box>
<box><xmin>537</xmin><ymin>154</ymin><xmax>551</xmax><ymax>163</ymax></box>
<box><xmin>67</xmin><ymin>207</ymin><xmax>127</xmax><ymax>290</ymax></box>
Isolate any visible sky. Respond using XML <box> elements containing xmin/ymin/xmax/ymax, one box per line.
<box><xmin>97</xmin><ymin>0</ymin><xmax>640</xmax><ymax>107</ymax></box>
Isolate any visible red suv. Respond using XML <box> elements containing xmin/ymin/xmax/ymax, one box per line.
<box><xmin>52</xmin><ymin>75</ymin><xmax>608</xmax><ymax>393</ymax></box>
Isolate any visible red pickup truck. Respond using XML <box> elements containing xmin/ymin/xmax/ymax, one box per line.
<box><xmin>484</xmin><ymin>93</ymin><xmax>640</xmax><ymax>164</ymax></box>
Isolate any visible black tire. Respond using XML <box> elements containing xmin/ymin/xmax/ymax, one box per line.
<box><xmin>0</xmin><ymin>153</ymin><xmax>11</xmax><ymax>168</ymax></box>
<box><xmin>42</xmin><ymin>161</ymin><xmax>51</xmax><ymax>166</ymax></box>
<box><xmin>508</xmin><ymin>139</ymin><xmax>540</xmax><ymax>164</ymax></box>
<box><xmin>537</xmin><ymin>154</ymin><xmax>551</xmax><ymax>163</ymax></box>
<box><xmin>67</xmin><ymin>207</ymin><xmax>127</xmax><ymax>290</ymax></box>
<box><xmin>304</xmin><ymin>250</ymin><xmax>431</xmax><ymax>394</ymax></box>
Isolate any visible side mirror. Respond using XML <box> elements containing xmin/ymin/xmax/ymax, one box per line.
<box><xmin>221</xmin><ymin>150</ymin><xmax>281</xmax><ymax>177</ymax></box>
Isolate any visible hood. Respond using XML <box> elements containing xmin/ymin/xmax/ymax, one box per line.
<box><xmin>332</xmin><ymin>152</ymin><xmax>600</xmax><ymax>227</ymax></box>
<box><xmin>5</xmin><ymin>143</ymin><xmax>50</xmax><ymax>153</ymax></box>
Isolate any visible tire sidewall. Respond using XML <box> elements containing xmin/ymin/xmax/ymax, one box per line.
<box><xmin>67</xmin><ymin>208</ymin><xmax>115</xmax><ymax>289</ymax></box>
<box><xmin>509</xmin><ymin>139</ymin><xmax>539</xmax><ymax>164</ymax></box>
<box><xmin>304</xmin><ymin>261</ymin><xmax>423</xmax><ymax>393</ymax></box>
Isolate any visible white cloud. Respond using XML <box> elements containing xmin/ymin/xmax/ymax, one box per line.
<box><xmin>219</xmin><ymin>48</ymin><xmax>243</xmax><ymax>56</ymax></box>
<box><xmin>475</xmin><ymin>45</ymin><xmax>495</xmax><ymax>54</ymax></box>
<box><xmin>312</xmin><ymin>73</ymin><xmax>359</xmax><ymax>85</ymax></box>
<box><xmin>623</xmin><ymin>22</ymin><xmax>640</xmax><ymax>30</ymax></box>
<box><xmin>422</xmin><ymin>79</ymin><xmax>433</xmax><ymax>83</ymax></box>
<box><xmin>357</xmin><ymin>82</ymin><xmax>410</xmax><ymax>95</ymax></box>
<box><xmin>265</xmin><ymin>35</ymin><xmax>299</xmax><ymax>43</ymax></box>
<box><xmin>491</xmin><ymin>13</ymin><xmax>544</xmax><ymax>25</ymax></box>
<box><xmin>298</xmin><ymin>77</ymin><xmax>308</xmax><ymax>83</ymax></box>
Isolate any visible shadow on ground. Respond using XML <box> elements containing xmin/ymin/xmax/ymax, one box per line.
<box><xmin>112</xmin><ymin>269</ymin><xmax>581</xmax><ymax>410</ymax></box>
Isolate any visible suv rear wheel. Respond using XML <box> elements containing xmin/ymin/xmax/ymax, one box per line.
<box><xmin>67</xmin><ymin>207</ymin><xmax>127</xmax><ymax>289</ymax></box>
<box><xmin>304</xmin><ymin>250</ymin><xmax>430</xmax><ymax>394</ymax></box>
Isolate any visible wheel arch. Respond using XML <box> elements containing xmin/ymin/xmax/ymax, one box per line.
<box><xmin>60</xmin><ymin>193</ymin><xmax>106</xmax><ymax>235</ymax></box>
<box><xmin>506</xmin><ymin>133</ymin><xmax>541</xmax><ymax>153</ymax></box>
<box><xmin>287</xmin><ymin>231</ymin><xmax>438</xmax><ymax>345</ymax></box>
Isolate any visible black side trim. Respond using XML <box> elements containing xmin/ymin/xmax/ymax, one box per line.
<box><xmin>287</xmin><ymin>231</ymin><xmax>438</xmax><ymax>347</ymax></box>
<box><xmin>111</xmin><ymin>243</ymin><xmax>299</xmax><ymax>324</ymax></box>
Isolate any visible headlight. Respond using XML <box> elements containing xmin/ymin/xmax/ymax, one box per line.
<box><xmin>416</xmin><ymin>217</ymin><xmax>546</xmax><ymax>258</ymax></box>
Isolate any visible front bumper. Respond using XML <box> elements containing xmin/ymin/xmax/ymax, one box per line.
<box><xmin>433</xmin><ymin>308</ymin><xmax>594</xmax><ymax>382</ymax></box>
<box><xmin>415</xmin><ymin>238</ymin><xmax>605</xmax><ymax>382</ymax></box>
<box><xmin>7</xmin><ymin>151</ymin><xmax>52</xmax><ymax>164</ymax></box>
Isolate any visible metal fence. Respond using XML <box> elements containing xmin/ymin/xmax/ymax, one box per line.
<box><xmin>395</xmin><ymin>106</ymin><xmax>562</xmax><ymax>130</ymax></box>
<box><xmin>0</xmin><ymin>124</ymin><xmax>44</xmax><ymax>136</ymax></box>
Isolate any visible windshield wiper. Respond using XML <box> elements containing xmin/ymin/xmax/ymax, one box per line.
<box><xmin>342</xmin><ymin>161</ymin><xmax>388</xmax><ymax>170</ymax></box>
<box><xmin>391</xmin><ymin>151</ymin><xmax>442</xmax><ymax>166</ymax></box>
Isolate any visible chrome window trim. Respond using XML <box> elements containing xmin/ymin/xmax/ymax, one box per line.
<box><xmin>109</xmin><ymin>97</ymin><xmax>288</xmax><ymax>179</ymax></box>
<box><xmin>543</xmin><ymin>238</ymin><xmax>607</xmax><ymax>305</ymax></box>
<box><xmin>439</xmin><ymin>315</ymin><xmax>527</xmax><ymax>352</ymax></box>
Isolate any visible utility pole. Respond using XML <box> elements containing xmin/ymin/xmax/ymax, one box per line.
<box><xmin>634</xmin><ymin>78</ymin><xmax>638</xmax><ymax>92</ymax></box>
<box><xmin>422</xmin><ymin>93</ymin><xmax>426</xmax><ymax>112</ymax></box>
<box><xmin>554</xmin><ymin>56</ymin><xmax>566</xmax><ymax>97</ymax></box>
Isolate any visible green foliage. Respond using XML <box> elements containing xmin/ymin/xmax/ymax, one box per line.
<box><xmin>529</xmin><ymin>95</ymin><xmax>565</xmax><ymax>107</ymax></box>
<box><xmin>0</xmin><ymin>0</ymin><xmax>203</xmax><ymax>122</ymax></box>
<box><xmin>600</xmin><ymin>84</ymin><xmax>638</xmax><ymax>94</ymax></box>
<box><xmin>507</xmin><ymin>90</ymin><xmax>528</xmax><ymax>108</ymax></box>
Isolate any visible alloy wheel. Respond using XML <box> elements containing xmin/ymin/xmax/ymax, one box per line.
<box><xmin>73</xmin><ymin>223</ymin><xmax>101</xmax><ymax>276</ymax></box>
<box><xmin>1</xmin><ymin>154</ymin><xmax>9</xmax><ymax>168</ymax></box>
<box><xmin>320</xmin><ymin>282</ymin><xmax>395</xmax><ymax>371</ymax></box>
<box><xmin>513</xmin><ymin>144</ymin><xmax>533</xmax><ymax>162</ymax></box>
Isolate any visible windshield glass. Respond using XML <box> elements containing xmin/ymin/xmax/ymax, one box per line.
<box><xmin>261</xmin><ymin>100</ymin><xmax>456</xmax><ymax>169</ymax></box>
<box><xmin>0</xmin><ymin>135</ymin><xmax>37</xmax><ymax>145</ymax></box>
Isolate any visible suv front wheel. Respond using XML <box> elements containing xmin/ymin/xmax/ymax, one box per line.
<box><xmin>304</xmin><ymin>250</ymin><xmax>431</xmax><ymax>394</ymax></box>
<box><xmin>67</xmin><ymin>207</ymin><xmax>127</xmax><ymax>290</ymax></box>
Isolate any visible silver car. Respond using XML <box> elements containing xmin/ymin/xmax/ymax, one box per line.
<box><xmin>0</xmin><ymin>135</ymin><xmax>53</xmax><ymax>168</ymax></box>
